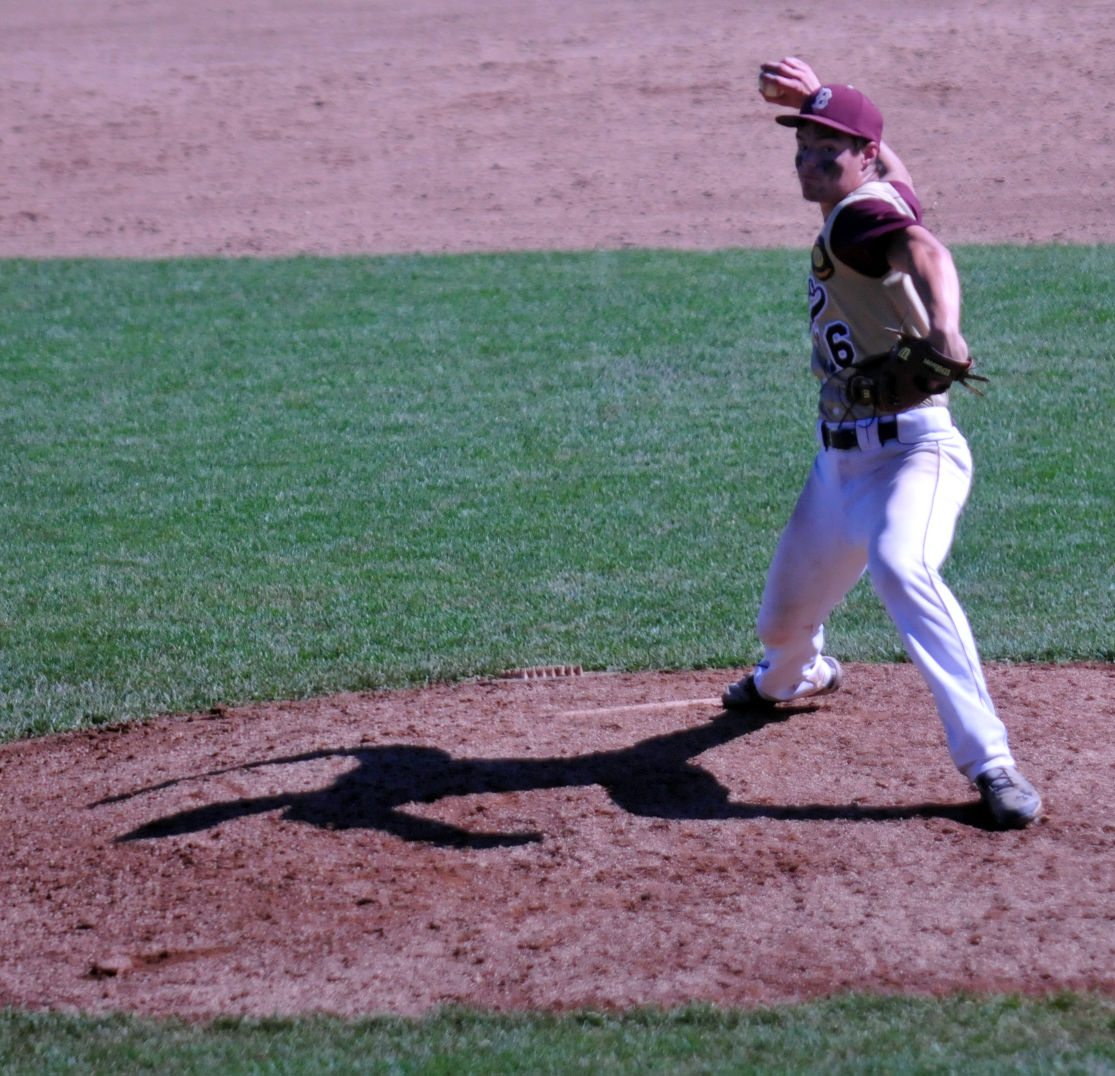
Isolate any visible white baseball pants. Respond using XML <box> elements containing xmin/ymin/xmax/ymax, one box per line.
<box><xmin>752</xmin><ymin>408</ymin><xmax>1015</xmax><ymax>781</ymax></box>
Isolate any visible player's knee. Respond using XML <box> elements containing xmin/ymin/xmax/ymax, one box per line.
<box><xmin>869</xmin><ymin>548</ymin><xmax>934</xmax><ymax>604</ymax></box>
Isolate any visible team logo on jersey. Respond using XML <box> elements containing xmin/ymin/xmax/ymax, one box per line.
<box><xmin>811</xmin><ymin>236</ymin><xmax>834</xmax><ymax>281</ymax></box>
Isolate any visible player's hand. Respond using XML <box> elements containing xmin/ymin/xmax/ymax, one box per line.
<box><xmin>757</xmin><ymin>56</ymin><xmax>821</xmax><ymax>108</ymax></box>
<box><xmin>927</xmin><ymin>327</ymin><xmax>970</xmax><ymax>367</ymax></box>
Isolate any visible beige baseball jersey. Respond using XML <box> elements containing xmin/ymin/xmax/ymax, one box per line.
<box><xmin>807</xmin><ymin>179</ymin><xmax>948</xmax><ymax>422</ymax></box>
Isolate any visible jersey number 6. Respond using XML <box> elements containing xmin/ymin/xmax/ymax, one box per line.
<box><xmin>824</xmin><ymin>322</ymin><xmax>855</xmax><ymax>370</ymax></box>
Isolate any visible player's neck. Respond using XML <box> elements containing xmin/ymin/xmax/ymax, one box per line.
<box><xmin>818</xmin><ymin>174</ymin><xmax>876</xmax><ymax>220</ymax></box>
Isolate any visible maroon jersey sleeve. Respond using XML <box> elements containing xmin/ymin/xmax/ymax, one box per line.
<box><xmin>829</xmin><ymin>182</ymin><xmax>922</xmax><ymax>277</ymax></box>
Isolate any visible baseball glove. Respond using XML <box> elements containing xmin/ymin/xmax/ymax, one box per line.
<box><xmin>846</xmin><ymin>334</ymin><xmax>989</xmax><ymax>412</ymax></box>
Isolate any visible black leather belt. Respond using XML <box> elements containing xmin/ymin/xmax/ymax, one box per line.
<box><xmin>821</xmin><ymin>417</ymin><xmax>899</xmax><ymax>450</ymax></box>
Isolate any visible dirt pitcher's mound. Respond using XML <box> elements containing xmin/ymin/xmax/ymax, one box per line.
<box><xmin>1</xmin><ymin>664</ymin><xmax>1113</xmax><ymax>1017</ymax></box>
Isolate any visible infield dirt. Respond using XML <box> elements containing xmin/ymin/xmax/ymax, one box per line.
<box><xmin>1</xmin><ymin>0</ymin><xmax>1112</xmax><ymax>1017</ymax></box>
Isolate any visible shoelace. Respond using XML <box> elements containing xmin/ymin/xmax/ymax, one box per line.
<box><xmin>981</xmin><ymin>768</ymin><xmax>1016</xmax><ymax>793</ymax></box>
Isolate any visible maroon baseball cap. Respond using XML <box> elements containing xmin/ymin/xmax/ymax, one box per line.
<box><xmin>776</xmin><ymin>84</ymin><xmax>884</xmax><ymax>142</ymax></box>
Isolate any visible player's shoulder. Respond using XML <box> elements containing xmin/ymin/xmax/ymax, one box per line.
<box><xmin>837</xmin><ymin>179</ymin><xmax>920</xmax><ymax>221</ymax></box>
<box><xmin>825</xmin><ymin>180</ymin><xmax>923</xmax><ymax>277</ymax></box>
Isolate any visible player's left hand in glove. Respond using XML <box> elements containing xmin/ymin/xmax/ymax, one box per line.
<box><xmin>846</xmin><ymin>333</ymin><xmax>989</xmax><ymax>412</ymax></box>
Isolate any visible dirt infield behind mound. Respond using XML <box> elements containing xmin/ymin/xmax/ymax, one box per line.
<box><xmin>1</xmin><ymin>0</ymin><xmax>1113</xmax><ymax>1017</ymax></box>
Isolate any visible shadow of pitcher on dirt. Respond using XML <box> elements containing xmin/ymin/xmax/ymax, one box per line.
<box><xmin>97</xmin><ymin>701</ymin><xmax>990</xmax><ymax>846</ymax></box>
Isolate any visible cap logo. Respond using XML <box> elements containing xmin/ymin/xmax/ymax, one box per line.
<box><xmin>813</xmin><ymin>88</ymin><xmax>833</xmax><ymax>110</ymax></box>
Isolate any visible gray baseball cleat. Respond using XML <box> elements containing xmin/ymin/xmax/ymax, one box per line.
<box><xmin>973</xmin><ymin>766</ymin><xmax>1042</xmax><ymax>828</ymax></box>
<box><xmin>816</xmin><ymin>655</ymin><xmax>843</xmax><ymax>695</ymax></box>
<box><xmin>721</xmin><ymin>656</ymin><xmax>842</xmax><ymax>710</ymax></box>
<box><xmin>721</xmin><ymin>673</ymin><xmax>776</xmax><ymax>709</ymax></box>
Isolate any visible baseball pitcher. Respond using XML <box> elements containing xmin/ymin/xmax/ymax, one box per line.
<box><xmin>722</xmin><ymin>58</ymin><xmax>1041</xmax><ymax>828</ymax></box>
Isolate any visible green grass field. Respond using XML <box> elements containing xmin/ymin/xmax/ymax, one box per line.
<box><xmin>3</xmin><ymin>995</ymin><xmax>1115</xmax><ymax>1074</ymax></box>
<box><xmin>1</xmin><ymin>247</ymin><xmax>1113</xmax><ymax>1068</ymax></box>
<box><xmin>2</xmin><ymin>248</ymin><xmax>1112</xmax><ymax>741</ymax></box>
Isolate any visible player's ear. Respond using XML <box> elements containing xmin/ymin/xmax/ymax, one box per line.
<box><xmin>862</xmin><ymin>140</ymin><xmax>880</xmax><ymax>176</ymax></box>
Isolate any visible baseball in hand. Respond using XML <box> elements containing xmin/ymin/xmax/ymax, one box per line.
<box><xmin>758</xmin><ymin>73</ymin><xmax>782</xmax><ymax>100</ymax></box>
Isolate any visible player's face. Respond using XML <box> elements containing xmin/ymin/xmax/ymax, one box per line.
<box><xmin>794</xmin><ymin>125</ymin><xmax>872</xmax><ymax>207</ymax></box>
